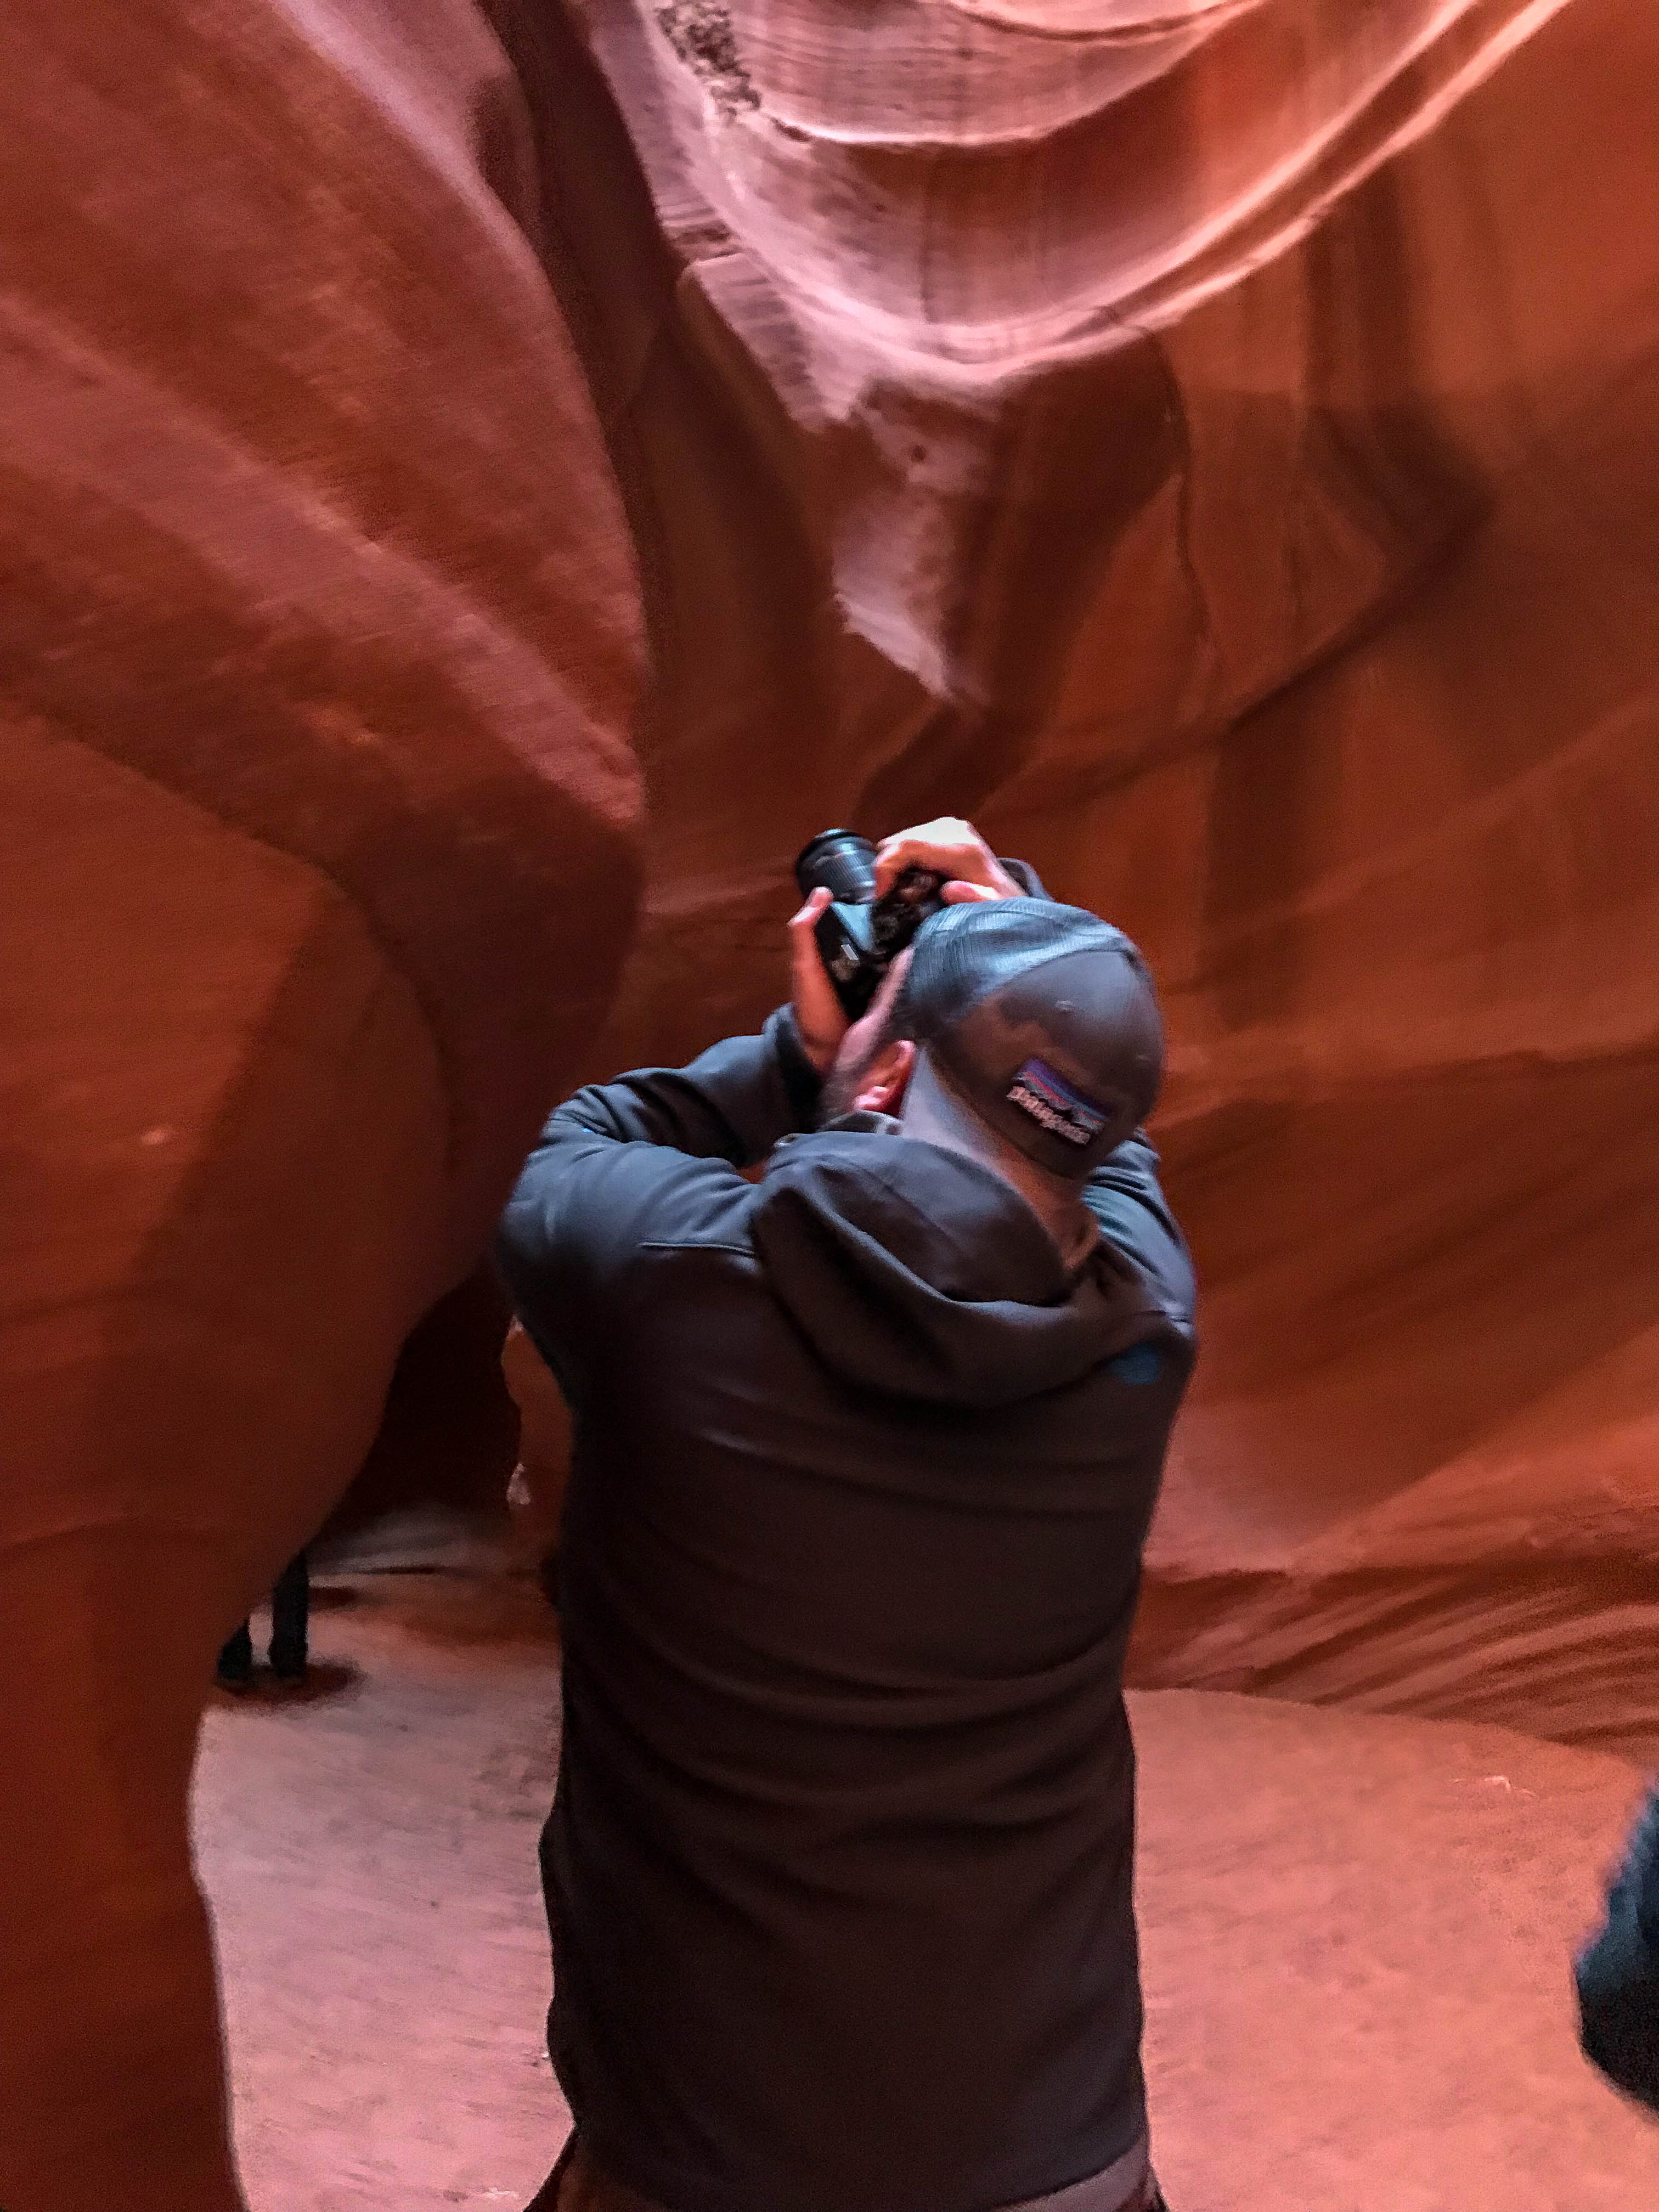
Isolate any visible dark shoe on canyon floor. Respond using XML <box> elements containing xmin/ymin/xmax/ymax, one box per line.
<box><xmin>216</xmin><ymin>1624</ymin><xmax>254</xmax><ymax>1691</ymax></box>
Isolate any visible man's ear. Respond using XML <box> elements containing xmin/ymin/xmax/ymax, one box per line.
<box><xmin>852</xmin><ymin>1037</ymin><xmax>916</xmax><ymax>1115</ymax></box>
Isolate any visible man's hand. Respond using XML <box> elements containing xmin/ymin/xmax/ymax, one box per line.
<box><xmin>789</xmin><ymin>885</ymin><xmax>847</xmax><ymax>1074</ymax></box>
<box><xmin>873</xmin><ymin>817</ymin><xmax>1024</xmax><ymax>906</ymax></box>
<box><xmin>791</xmin><ymin>818</ymin><xmax>1023</xmax><ymax>1075</ymax></box>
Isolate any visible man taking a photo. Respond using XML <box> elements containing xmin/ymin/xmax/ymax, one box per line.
<box><xmin>498</xmin><ymin>819</ymin><xmax>1197</xmax><ymax>2212</ymax></box>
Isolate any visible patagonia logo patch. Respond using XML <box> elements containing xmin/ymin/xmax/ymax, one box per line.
<box><xmin>1005</xmin><ymin>1056</ymin><xmax>1108</xmax><ymax>1148</ymax></box>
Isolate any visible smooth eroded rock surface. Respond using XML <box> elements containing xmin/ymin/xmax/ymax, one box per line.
<box><xmin>9</xmin><ymin>0</ymin><xmax>1659</xmax><ymax>2200</ymax></box>
<box><xmin>0</xmin><ymin>5</ymin><xmax>641</xmax><ymax>2204</ymax></box>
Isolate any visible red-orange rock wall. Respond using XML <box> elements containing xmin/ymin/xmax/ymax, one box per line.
<box><xmin>516</xmin><ymin>0</ymin><xmax>1659</xmax><ymax>1744</ymax></box>
<box><xmin>1</xmin><ymin>5</ymin><xmax>641</xmax><ymax>2204</ymax></box>
<box><xmin>7</xmin><ymin>2</ymin><xmax>1659</xmax><ymax>2202</ymax></box>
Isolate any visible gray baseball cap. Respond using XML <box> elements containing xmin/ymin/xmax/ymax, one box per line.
<box><xmin>898</xmin><ymin>898</ymin><xmax>1164</xmax><ymax>1177</ymax></box>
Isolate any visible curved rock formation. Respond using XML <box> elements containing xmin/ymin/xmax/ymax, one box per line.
<box><xmin>516</xmin><ymin>0</ymin><xmax>1659</xmax><ymax>1741</ymax></box>
<box><xmin>0</xmin><ymin>5</ymin><xmax>641</xmax><ymax>2205</ymax></box>
<box><xmin>8</xmin><ymin>0</ymin><xmax>1659</xmax><ymax>2197</ymax></box>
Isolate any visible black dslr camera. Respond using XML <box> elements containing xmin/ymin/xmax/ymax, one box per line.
<box><xmin>795</xmin><ymin>830</ymin><xmax>946</xmax><ymax>1020</ymax></box>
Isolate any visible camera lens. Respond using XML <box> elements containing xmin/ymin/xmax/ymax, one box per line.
<box><xmin>795</xmin><ymin>830</ymin><xmax>878</xmax><ymax>907</ymax></box>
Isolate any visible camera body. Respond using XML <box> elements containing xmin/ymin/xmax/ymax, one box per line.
<box><xmin>795</xmin><ymin>830</ymin><xmax>946</xmax><ymax>1020</ymax></box>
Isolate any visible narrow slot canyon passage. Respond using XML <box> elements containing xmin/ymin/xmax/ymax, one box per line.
<box><xmin>8</xmin><ymin>1</ymin><xmax>1659</xmax><ymax>2203</ymax></box>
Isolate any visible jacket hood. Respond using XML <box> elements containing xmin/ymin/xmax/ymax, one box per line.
<box><xmin>749</xmin><ymin>1118</ymin><xmax>1174</xmax><ymax>1408</ymax></box>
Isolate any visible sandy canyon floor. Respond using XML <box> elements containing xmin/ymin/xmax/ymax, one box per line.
<box><xmin>193</xmin><ymin>1566</ymin><xmax>1659</xmax><ymax>2212</ymax></box>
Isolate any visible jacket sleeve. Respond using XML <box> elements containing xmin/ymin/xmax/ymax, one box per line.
<box><xmin>1084</xmin><ymin>1131</ymin><xmax>1197</xmax><ymax>1334</ymax></box>
<box><xmin>1576</xmin><ymin>1784</ymin><xmax>1659</xmax><ymax>2112</ymax></box>
<box><xmin>493</xmin><ymin>1006</ymin><xmax>822</xmax><ymax>1402</ymax></box>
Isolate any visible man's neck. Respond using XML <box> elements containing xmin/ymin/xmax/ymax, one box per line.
<box><xmin>900</xmin><ymin>1058</ymin><xmax>1096</xmax><ymax>1272</ymax></box>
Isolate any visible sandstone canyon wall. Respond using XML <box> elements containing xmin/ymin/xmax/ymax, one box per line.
<box><xmin>7</xmin><ymin>0</ymin><xmax>1659</xmax><ymax>2203</ymax></box>
<box><xmin>502</xmin><ymin>0</ymin><xmax>1659</xmax><ymax>1748</ymax></box>
<box><xmin>0</xmin><ymin>7</ymin><xmax>641</xmax><ymax>2207</ymax></box>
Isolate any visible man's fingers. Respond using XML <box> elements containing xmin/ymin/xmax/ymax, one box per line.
<box><xmin>875</xmin><ymin>817</ymin><xmax>974</xmax><ymax>861</ymax></box>
<box><xmin>789</xmin><ymin>887</ymin><xmax>844</xmax><ymax>1073</ymax></box>
<box><xmin>789</xmin><ymin>886</ymin><xmax>834</xmax><ymax>986</ymax></box>
<box><xmin>790</xmin><ymin>885</ymin><xmax>833</xmax><ymax>932</ymax></box>
<box><xmin>873</xmin><ymin>817</ymin><xmax>1014</xmax><ymax>898</ymax></box>
<box><xmin>875</xmin><ymin>839</ymin><xmax>980</xmax><ymax>895</ymax></box>
<box><xmin>940</xmin><ymin>879</ymin><xmax>1002</xmax><ymax>904</ymax></box>
<box><xmin>873</xmin><ymin>818</ymin><xmax>975</xmax><ymax>891</ymax></box>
